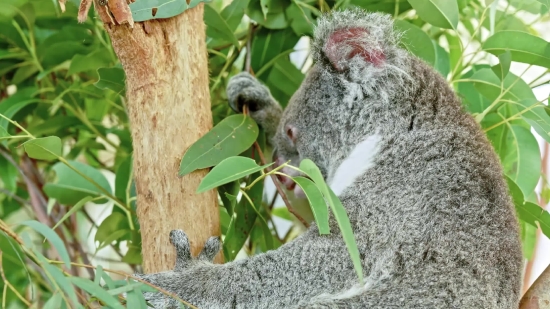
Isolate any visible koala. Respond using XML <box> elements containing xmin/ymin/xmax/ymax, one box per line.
<box><xmin>136</xmin><ymin>9</ymin><xmax>523</xmax><ymax>309</ymax></box>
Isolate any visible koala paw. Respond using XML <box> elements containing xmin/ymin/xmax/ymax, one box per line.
<box><xmin>226</xmin><ymin>72</ymin><xmax>271</xmax><ymax>113</ymax></box>
<box><xmin>131</xmin><ymin>230</ymin><xmax>221</xmax><ymax>308</ymax></box>
<box><xmin>170</xmin><ymin>230</ymin><xmax>222</xmax><ymax>271</ymax></box>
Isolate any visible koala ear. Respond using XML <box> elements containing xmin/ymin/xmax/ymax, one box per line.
<box><xmin>322</xmin><ymin>27</ymin><xmax>385</xmax><ymax>71</ymax></box>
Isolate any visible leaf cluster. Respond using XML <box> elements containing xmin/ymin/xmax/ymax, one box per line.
<box><xmin>0</xmin><ymin>0</ymin><xmax>549</xmax><ymax>307</ymax></box>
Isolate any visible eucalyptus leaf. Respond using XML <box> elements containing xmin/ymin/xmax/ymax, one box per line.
<box><xmin>408</xmin><ymin>0</ymin><xmax>459</xmax><ymax>29</ymax></box>
<box><xmin>179</xmin><ymin>115</ymin><xmax>259</xmax><ymax>176</ymax></box>
<box><xmin>292</xmin><ymin>176</ymin><xmax>329</xmax><ymax>234</ymax></box>
<box><xmin>394</xmin><ymin>20</ymin><xmax>436</xmax><ymax>66</ymax></box>
<box><xmin>221</xmin><ymin>0</ymin><xmax>250</xmax><ymax>30</ymax></box>
<box><xmin>94</xmin><ymin>67</ymin><xmax>126</xmax><ymax>94</ymax></box>
<box><xmin>483</xmin><ymin>31</ymin><xmax>550</xmax><ymax>69</ymax></box>
<box><xmin>70</xmin><ymin>277</ymin><xmax>125</xmax><ymax>309</ymax></box>
<box><xmin>22</xmin><ymin>136</ymin><xmax>62</xmax><ymax>161</ymax></box>
<box><xmin>501</xmin><ymin>125</ymin><xmax>541</xmax><ymax>198</ymax></box>
<box><xmin>299</xmin><ymin>159</ymin><xmax>364</xmax><ymax>283</ymax></box>
<box><xmin>52</xmin><ymin>196</ymin><xmax>94</xmax><ymax>230</ymax></box>
<box><xmin>33</xmin><ymin>249</ymin><xmax>79</xmax><ymax>306</ymax></box>
<box><xmin>95</xmin><ymin>212</ymin><xmax>131</xmax><ymax>250</ymax></box>
<box><xmin>491</xmin><ymin>50</ymin><xmax>511</xmax><ymax>81</ymax></box>
<box><xmin>43</xmin><ymin>160</ymin><xmax>111</xmax><ymax>205</ymax></box>
<box><xmin>204</xmin><ymin>4</ymin><xmax>240</xmax><ymax>48</ymax></box>
<box><xmin>197</xmin><ymin>156</ymin><xmax>272</xmax><ymax>193</ymax></box>
<box><xmin>21</xmin><ymin>220</ymin><xmax>71</xmax><ymax>268</ymax></box>
<box><xmin>130</xmin><ymin>0</ymin><xmax>207</xmax><ymax>22</ymax></box>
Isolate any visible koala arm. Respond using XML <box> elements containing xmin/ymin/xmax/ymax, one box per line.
<box><xmin>227</xmin><ymin>72</ymin><xmax>283</xmax><ymax>141</ymax></box>
<box><xmin>136</xmin><ymin>228</ymin><xmax>358</xmax><ymax>309</ymax></box>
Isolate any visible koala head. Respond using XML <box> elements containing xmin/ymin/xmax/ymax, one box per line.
<box><xmin>273</xmin><ymin>9</ymin><xmax>413</xmax><ymax>195</ymax></box>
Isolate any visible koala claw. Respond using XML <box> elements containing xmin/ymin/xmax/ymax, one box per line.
<box><xmin>198</xmin><ymin>236</ymin><xmax>222</xmax><ymax>262</ymax></box>
<box><xmin>170</xmin><ymin>230</ymin><xmax>221</xmax><ymax>272</ymax></box>
<box><xmin>170</xmin><ymin>229</ymin><xmax>192</xmax><ymax>272</ymax></box>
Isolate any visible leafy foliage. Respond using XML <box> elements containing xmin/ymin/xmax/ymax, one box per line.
<box><xmin>0</xmin><ymin>0</ymin><xmax>549</xmax><ymax>307</ymax></box>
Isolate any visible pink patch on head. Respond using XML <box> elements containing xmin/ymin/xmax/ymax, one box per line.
<box><xmin>323</xmin><ymin>27</ymin><xmax>385</xmax><ymax>71</ymax></box>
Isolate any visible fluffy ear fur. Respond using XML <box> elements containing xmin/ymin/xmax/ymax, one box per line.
<box><xmin>313</xmin><ymin>9</ymin><xmax>396</xmax><ymax>72</ymax></box>
<box><xmin>323</xmin><ymin>27</ymin><xmax>385</xmax><ymax>71</ymax></box>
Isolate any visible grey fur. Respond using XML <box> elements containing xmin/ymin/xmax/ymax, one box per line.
<box><xmin>137</xmin><ymin>9</ymin><xmax>522</xmax><ymax>309</ymax></box>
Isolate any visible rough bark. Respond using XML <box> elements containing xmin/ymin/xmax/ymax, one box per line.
<box><xmin>99</xmin><ymin>4</ymin><xmax>221</xmax><ymax>272</ymax></box>
<box><xmin>521</xmin><ymin>265</ymin><xmax>550</xmax><ymax>309</ymax></box>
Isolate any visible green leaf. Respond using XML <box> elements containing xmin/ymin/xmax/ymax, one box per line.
<box><xmin>251</xmin><ymin>28</ymin><xmax>299</xmax><ymax>75</ymax></box>
<box><xmin>130</xmin><ymin>0</ymin><xmax>206</xmax><ymax>22</ymax></box>
<box><xmin>94</xmin><ymin>67</ymin><xmax>126</xmax><ymax>94</ymax></box>
<box><xmin>95</xmin><ymin>212</ymin><xmax>131</xmax><ymax>250</ymax></box>
<box><xmin>124</xmin><ymin>289</ymin><xmax>148</xmax><ymax>309</ymax></box>
<box><xmin>521</xmin><ymin>220</ymin><xmax>537</xmax><ymax>259</ymax></box>
<box><xmin>41</xmin><ymin>42</ymin><xmax>92</xmax><ymax>69</ymax></box>
<box><xmin>67</xmin><ymin>49</ymin><xmax>112</xmax><ymax>76</ymax></box>
<box><xmin>43</xmin><ymin>293</ymin><xmax>63</xmax><ymax>309</ymax></box>
<box><xmin>33</xmin><ymin>249</ymin><xmax>79</xmax><ymax>306</ymax></box>
<box><xmin>514</xmin><ymin>98</ymin><xmax>550</xmax><ymax>144</ymax></box>
<box><xmin>469</xmin><ymin>68</ymin><xmax>536</xmax><ymax>104</ymax></box>
<box><xmin>22</xmin><ymin>136</ymin><xmax>62</xmax><ymax>161</ymax></box>
<box><xmin>299</xmin><ymin>159</ymin><xmax>363</xmax><ymax>283</ymax></box>
<box><xmin>394</xmin><ymin>20</ymin><xmax>436</xmax><ymax>66</ymax></box>
<box><xmin>509</xmin><ymin>0</ymin><xmax>543</xmax><ymax>13</ymax></box>
<box><xmin>501</xmin><ymin>125</ymin><xmax>540</xmax><ymax>198</ymax></box>
<box><xmin>0</xmin><ymin>87</ymin><xmax>37</xmax><ymax>131</ymax></box>
<box><xmin>20</xmin><ymin>220</ymin><xmax>71</xmax><ymax>268</ymax></box>
<box><xmin>292</xmin><ymin>176</ymin><xmax>329</xmax><ymax>234</ymax></box>
<box><xmin>115</xmin><ymin>155</ymin><xmax>133</xmax><ymax>204</ymax></box>
<box><xmin>433</xmin><ymin>42</ymin><xmax>450</xmax><ymax>78</ymax></box>
<box><xmin>491</xmin><ymin>50</ymin><xmax>511</xmax><ymax>81</ymax></box>
<box><xmin>106</xmin><ymin>281</ymin><xmax>144</xmax><ymax>295</ymax></box>
<box><xmin>327</xmin><ymin>188</ymin><xmax>364</xmax><ymax>284</ymax></box>
<box><xmin>222</xmin><ymin>134</ymin><xmax>266</xmax><ymax>261</ymax></box>
<box><xmin>52</xmin><ymin>196</ymin><xmax>93</xmax><ymax>230</ymax></box>
<box><xmin>0</xmin><ymin>125</ymin><xmax>10</xmax><ymax>139</ymax></box>
<box><xmin>12</xmin><ymin>64</ymin><xmax>39</xmax><ymax>84</ymax></box>
<box><xmin>483</xmin><ymin>113</ymin><xmax>509</xmax><ymax>156</ymax></box>
<box><xmin>483</xmin><ymin>31</ymin><xmax>550</xmax><ymax>69</ymax></box>
<box><xmin>518</xmin><ymin>202</ymin><xmax>550</xmax><ymax>238</ymax></box>
<box><xmin>271</xmin><ymin>207</ymin><xmax>292</xmax><ymax>221</ymax></box>
<box><xmin>122</xmin><ymin>246</ymin><xmax>143</xmax><ymax>265</ymax></box>
<box><xmin>99</xmin><ymin>265</ymin><xmax>117</xmax><ymax>289</ymax></box>
<box><xmin>286</xmin><ymin>2</ymin><xmax>316</xmax><ymax>35</ymax></box>
<box><xmin>260</xmin><ymin>0</ymin><xmax>269</xmax><ymax>19</ymax></box>
<box><xmin>70</xmin><ymin>277</ymin><xmax>125</xmax><ymax>309</ymax></box>
<box><xmin>350</xmin><ymin>0</ymin><xmax>412</xmax><ymax>14</ymax></box>
<box><xmin>221</xmin><ymin>0</ymin><xmax>250</xmax><ymax>31</ymax></box>
<box><xmin>219</xmin><ymin>181</ymin><xmax>240</xmax><ymax>215</ymax></box>
<box><xmin>204</xmin><ymin>4</ymin><xmax>240</xmax><ymax>48</ymax></box>
<box><xmin>179</xmin><ymin>115</ymin><xmax>259</xmax><ymax>176</ymax></box>
<box><xmin>197</xmin><ymin>156</ymin><xmax>272</xmax><ymax>193</ymax></box>
<box><xmin>0</xmin><ymin>155</ymin><xmax>17</xmax><ymax>192</ymax></box>
<box><xmin>408</xmin><ymin>0</ymin><xmax>459</xmax><ymax>29</ymax></box>
<box><xmin>445</xmin><ymin>33</ymin><xmax>463</xmax><ymax>76</ymax></box>
<box><xmin>266</xmin><ymin>58</ymin><xmax>304</xmax><ymax>105</ymax></box>
<box><xmin>43</xmin><ymin>161</ymin><xmax>112</xmax><ymax>205</ymax></box>
<box><xmin>247</xmin><ymin>0</ymin><xmax>289</xmax><ymax>29</ymax></box>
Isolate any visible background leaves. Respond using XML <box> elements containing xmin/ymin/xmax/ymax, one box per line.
<box><xmin>0</xmin><ymin>0</ymin><xmax>549</xmax><ymax>307</ymax></box>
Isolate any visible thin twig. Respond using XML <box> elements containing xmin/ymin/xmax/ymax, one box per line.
<box><xmin>0</xmin><ymin>253</ymin><xmax>31</xmax><ymax>307</ymax></box>
<box><xmin>245</xmin><ymin>24</ymin><xmax>256</xmax><ymax>74</ymax></box>
<box><xmin>253</xmin><ymin>142</ymin><xmax>309</xmax><ymax>227</ymax></box>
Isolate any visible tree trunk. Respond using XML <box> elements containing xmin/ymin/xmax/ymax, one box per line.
<box><xmin>520</xmin><ymin>265</ymin><xmax>550</xmax><ymax>309</ymax></box>
<box><xmin>98</xmin><ymin>3</ymin><xmax>220</xmax><ymax>272</ymax></box>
